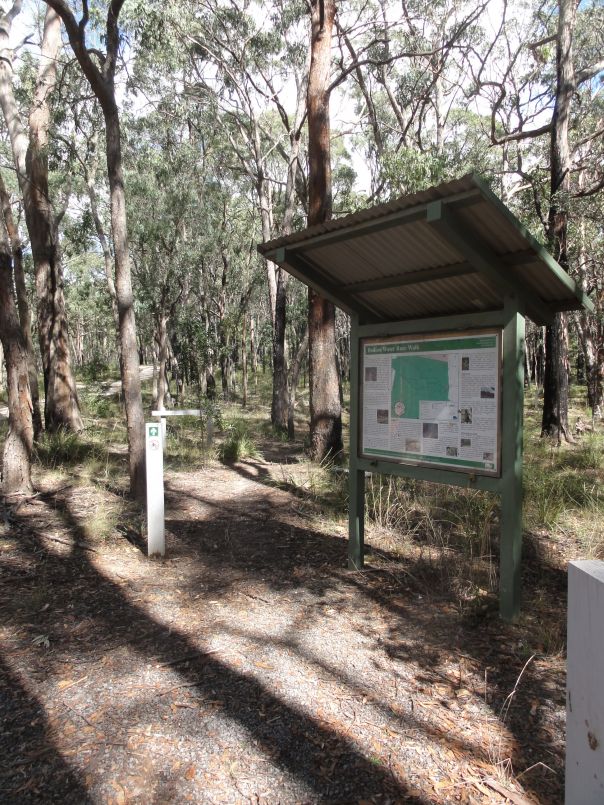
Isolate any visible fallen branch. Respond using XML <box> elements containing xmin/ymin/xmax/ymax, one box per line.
<box><xmin>43</xmin><ymin>535</ymin><xmax>98</xmax><ymax>553</ymax></box>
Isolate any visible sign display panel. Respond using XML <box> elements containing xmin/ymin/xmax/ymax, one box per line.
<box><xmin>360</xmin><ymin>330</ymin><xmax>502</xmax><ymax>475</ymax></box>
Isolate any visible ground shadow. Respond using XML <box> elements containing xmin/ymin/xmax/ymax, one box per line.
<box><xmin>159</xmin><ymin>479</ymin><xmax>567</xmax><ymax>803</ymax></box>
<box><xmin>2</xmin><ymin>462</ymin><xmax>569</xmax><ymax>803</ymax></box>
<box><xmin>0</xmin><ymin>656</ymin><xmax>91</xmax><ymax>804</ymax></box>
<box><xmin>3</xmin><ymin>495</ymin><xmax>427</xmax><ymax>804</ymax></box>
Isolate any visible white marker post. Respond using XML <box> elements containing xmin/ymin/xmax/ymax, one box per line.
<box><xmin>151</xmin><ymin>408</ymin><xmax>212</xmax><ymax>448</ymax></box>
<box><xmin>566</xmin><ymin>560</ymin><xmax>604</xmax><ymax>804</ymax></box>
<box><xmin>145</xmin><ymin>422</ymin><xmax>165</xmax><ymax>557</ymax></box>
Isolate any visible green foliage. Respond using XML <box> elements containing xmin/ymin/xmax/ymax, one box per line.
<box><xmin>524</xmin><ymin>430</ymin><xmax>604</xmax><ymax>530</ymax></box>
<box><xmin>379</xmin><ymin>147</ymin><xmax>446</xmax><ymax>199</ymax></box>
<box><xmin>219</xmin><ymin>420</ymin><xmax>260</xmax><ymax>462</ymax></box>
<box><xmin>200</xmin><ymin>398</ymin><xmax>224</xmax><ymax>432</ymax></box>
<box><xmin>78</xmin><ymin>361</ymin><xmax>114</xmax><ymax>383</ymax></box>
<box><xmin>34</xmin><ymin>430</ymin><xmax>101</xmax><ymax>470</ymax></box>
<box><xmin>81</xmin><ymin>393</ymin><xmax>118</xmax><ymax>420</ymax></box>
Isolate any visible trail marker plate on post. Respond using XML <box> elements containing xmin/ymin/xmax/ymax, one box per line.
<box><xmin>146</xmin><ymin>422</ymin><xmax>165</xmax><ymax>557</ymax></box>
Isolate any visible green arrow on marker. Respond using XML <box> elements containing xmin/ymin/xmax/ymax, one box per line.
<box><xmin>149</xmin><ymin>426</ymin><xmax>159</xmax><ymax>437</ymax></box>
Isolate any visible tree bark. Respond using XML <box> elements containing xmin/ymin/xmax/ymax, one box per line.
<box><xmin>0</xmin><ymin>4</ymin><xmax>82</xmax><ymax>433</ymax></box>
<box><xmin>218</xmin><ymin>246</ymin><xmax>228</xmax><ymax>399</ymax></box>
<box><xmin>44</xmin><ymin>0</ymin><xmax>146</xmax><ymax>499</ymax></box>
<box><xmin>575</xmin><ymin>179</ymin><xmax>603</xmax><ymax>417</ymax></box>
<box><xmin>153</xmin><ymin>313</ymin><xmax>169</xmax><ymax>411</ymax></box>
<box><xmin>541</xmin><ymin>0</ymin><xmax>576</xmax><ymax>440</ymax></box>
<box><xmin>241</xmin><ymin>314</ymin><xmax>248</xmax><ymax>408</ymax></box>
<box><xmin>288</xmin><ymin>326</ymin><xmax>309</xmax><ymax>440</ymax></box>
<box><xmin>250</xmin><ymin>315</ymin><xmax>258</xmax><ymax>387</ymax></box>
<box><xmin>0</xmin><ymin>172</ymin><xmax>43</xmax><ymax>438</ymax></box>
<box><xmin>542</xmin><ymin>315</ymin><xmax>570</xmax><ymax>440</ymax></box>
<box><xmin>258</xmin><ymin>166</ymin><xmax>289</xmax><ymax>431</ymax></box>
<box><xmin>106</xmin><ymin>106</ymin><xmax>145</xmax><ymax>498</ymax></box>
<box><xmin>271</xmin><ymin>271</ymin><xmax>288</xmax><ymax>428</ymax></box>
<box><xmin>307</xmin><ymin>0</ymin><xmax>343</xmax><ymax>461</ymax></box>
<box><xmin>84</xmin><ymin>132</ymin><xmax>121</xmax><ymax>345</ymax></box>
<box><xmin>0</xmin><ymin>220</ymin><xmax>33</xmax><ymax>498</ymax></box>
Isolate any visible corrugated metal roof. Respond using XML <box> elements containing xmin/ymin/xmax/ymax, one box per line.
<box><xmin>258</xmin><ymin>173</ymin><xmax>592</xmax><ymax>326</ymax></box>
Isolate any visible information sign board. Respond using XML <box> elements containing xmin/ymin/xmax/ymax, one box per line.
<box><xmin>360</xmin><ymin>330</ymin><xmax>502</xmax><ymax>475</ymax></box>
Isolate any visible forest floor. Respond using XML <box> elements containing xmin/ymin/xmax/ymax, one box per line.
<box><xmin>1</xmin><ymin>402</ymin><xmax>588</xmax><ymax>805</ymax></box>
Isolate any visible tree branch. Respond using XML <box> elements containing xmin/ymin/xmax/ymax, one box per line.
<box><xmin>44</xmin><ymin>0</ymin><xmax>111</xmax><ymax>110</ymax></box>
<box><xmin>6</xmin><ymin>1</ymin><xmax>23</xmax><ymax>24</ymax></box>
<box><xmin>490</xmin><ymin>121</ymin><xmax>552</xmax><ymax>145</ymax></box>
<box><xmin>576</xmin><ymin>59</ymin><xmax>604</xmax><ymax>86</ymax></box>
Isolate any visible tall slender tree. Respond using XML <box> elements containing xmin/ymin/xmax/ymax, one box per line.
<box><xmin>45</xmin><ymin>0</ymin><xmax>145</xmax><ymax>499</ymax></box>
<box><xmin>0</xmin><ymin>172</ymin><xmax>42</xmax><ymax>438</ymax></box>
<box><xmin>469</xmin><ymin>0</ymin><xmax>603</xmax><ymax>433</ymax></box>
<box><xmin>0</xmin><ymin>210</ymin><xmax>33</xmax><ymax>498</ymax></box>
<box><xmin>307</xmin><ymin>0</ymin><xmax>343</xmax><ymax>461</ymax></box>
<box><xmin>178</xmin><ymin>1</ymin><xmax>310</xmax><ymax>431</ymax></box>
<box><xmin>541</xmin><ymin>0</ymin><xmax>575</xmax><ymax>439</ymax></box>
<box><xmin>0</xmin><ymin>3</ymin><xmax>82</xmax><ymax>432</ymax></box>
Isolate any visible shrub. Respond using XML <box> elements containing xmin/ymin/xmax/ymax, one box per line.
<box><xmin>219</xmin><ymin>420</ymin><xmax>260</xmax><ymax>462</ymax></box>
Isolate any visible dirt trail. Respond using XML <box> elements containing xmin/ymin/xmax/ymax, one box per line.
<box><xmin>0</xmin><ymin>450</ymin><xmax>566</xmax><ymax>803</ymax></box>
<box><xmin>0</xmin><ymin>366</ymin><xmax>155</xmax><ymax>420</ymax></box>
<box><xmin>101</xmin><ymin>365</ymin><xmax>154</xmax><ymax>397</ymax></box>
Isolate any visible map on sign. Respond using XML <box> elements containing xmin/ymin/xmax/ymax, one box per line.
<box><xmin>360</xmin><ymin>331</ymin><xmax>501</xmax><ymax>475</ymax></box>
<box><xmin>390</xmin><ymin>355</ymin><xmax>449</xmax><ymax>419</ymax></box>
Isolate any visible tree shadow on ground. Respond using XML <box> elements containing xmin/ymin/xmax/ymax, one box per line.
<box><xmin>226</xmin><ymin>457</ymin><xmax>347</xmax><ymax>515</ymax></box>
<box><xmin>0</xmin><ymin>656</ymin><xmax>91</xmax><ymax>804</ymax></box>
<box><xmin>3</xmin><ymin>495</ymin><xmax>426</xmax><ymax>804</ymax></box>
<box><xmin>161</xmin><ymin>480</ymin><xmax>567</xmax><ymax>803</ymax></box>
<box><xmin>2</xmin><ymin>468</ymin><xmax>568</xmax><ymax>803</ymax></box>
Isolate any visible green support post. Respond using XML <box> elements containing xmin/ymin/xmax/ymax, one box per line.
<box><xmin>348</xmin><ymin>314</ymin><xmax>365</xmax><ymax>570</ymax></box>
<box><xmin>350</xmin><ymin>305</ymin><xmax>526</xmax><ymax>618</ymax></box>
<box><xmin>499</xmin><ymin>296</ymin><xmax>525</xmax><ymax>621</ymax></box>
<box><xmin>258</xmin><ymin>175</ymin><xmax>592</xmax><ymax>622</ymax></box>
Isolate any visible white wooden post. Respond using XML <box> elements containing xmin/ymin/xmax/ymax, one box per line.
<box><xmin>566</xmin><ymin>560</ymin><xmax>604</xmax><ymax>804</ymax></box>
<box><xmin>145</xmin><ymin>422</ymin><xmax>165</xmax><ymax>557</ymax></box>
<box><xmin>207</xmin><ymin>415</ymin><xmax>213</xmax><ymax>446</ymax></box>
<box><xmin>160</xmin><ymin>413</ymin><xmax>167</xmax><ymax>452</ymax></box>
<box><xmin>151</xmin><ymin>408</ymin><xmax>209</xmax><ymax>447</ymax></box>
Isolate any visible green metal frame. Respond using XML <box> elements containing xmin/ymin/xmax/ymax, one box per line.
<box><xmin>258</xmin><ymin>174</ymin><xmax>594</xmax><ymax>622</ymax></box>
<box><xmin>348</xmin><ymin>298</ymin><xmax>525</xmax><ymax>621</ymax></box>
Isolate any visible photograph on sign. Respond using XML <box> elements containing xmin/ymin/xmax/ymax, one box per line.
<box><xmin>360</xmin><ymin>330</ymin><xmax>502</xmax><ymax>476</ymax></box>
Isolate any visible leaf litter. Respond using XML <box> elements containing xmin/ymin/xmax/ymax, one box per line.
<box><xmin>0</xmin><ymin>447</ymin><xmax>569</xmax><ymax>803</ymax></box>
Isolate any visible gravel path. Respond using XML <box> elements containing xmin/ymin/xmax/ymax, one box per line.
<box><xmin>0</xmin><ymin>453</ymin><xmax>566</xmax><ymax>804</ymax></box>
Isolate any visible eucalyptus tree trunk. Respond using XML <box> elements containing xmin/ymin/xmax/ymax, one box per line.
<box><xmin>153</xmin><ymin>313</ymin><xmax>169</xmax><ymax>411</ymax></box>
<box><xmin>241</xmin><ymin>314</ymin><xmax>248</xmax><ymax>408</ymax></box>
<box><xmin>0</xmin><ymin>222</ymin><xmax>33</xmax><ymax>498</ymax></box>
<box><xmin>541</xmin><ymin>0</ymin><xmax>575</xmax><ymax>441</ymax></box>
<box><xmin>85</xmin><ymin>133</ymin><xmax>121</xmax><ymax>347</ymax></box>
<box><xmin>575</xmin><ymin>179</ymin><xmax>602</xmax><ymax>416</ymax></box>
<box><xmin>0</xmin><ymin>172</ymin><xmax>42</xmax><ymax>438</ymax></box>
<box><xmin>287</xmin><ymin>327</ymin><xmax>309</xmax><ymax>440</ymax></box>
<box><xmin>272</xmin><ymin>270</ymin><xmax>288</xmax><ymax>426</ymax></box>
<box><xmin>0</xmin><ymin>4</ymin><xmax>82</xmax><ymax>432</ymax></box>
<box><xmin>255</xmin><ymin>56</ymin><xmax>309</xmax><ymax>433</ymax></box>
<box><xmin>152</xmin><ymin>341</ymin><xmax>159</xmax><ymax>403</ymax></box>
<box><xmin>250</xmin><ymin>315</ymin><xmax>258</xmax><ymax>388</ymax></box>
<box><xmin>45</xmin><ymin>0</ymin><xmax>145</xmax><ymax>499</ymax></box>
<box><xmin>258</xmin><ymin>175</ymin><xmax>288</xmax><ymax>430</ymax></box>
<box><xmin>106</xmin><ymin>105</ymin><xmax>145</xmax><ymax>498</ymax></box>
<box><xmin>218</xmin><ymin>247</ymin><xmax>228</xmax><ymax>399</ymax></box>
<box><xmin>307</xmin><ymin>0</ymin><xmax>343</xmax><ymax>461</ymax></box>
